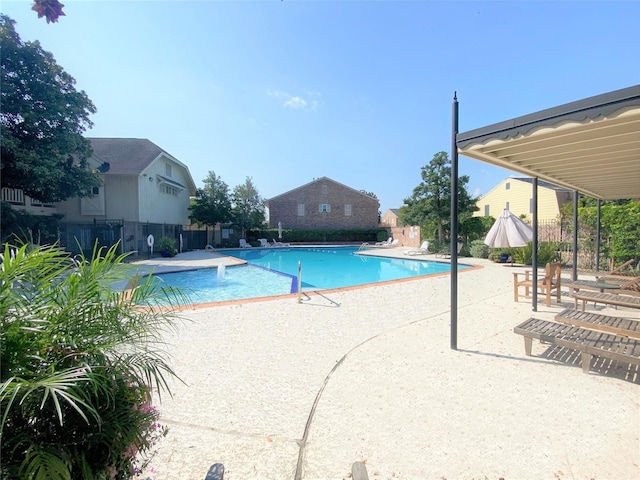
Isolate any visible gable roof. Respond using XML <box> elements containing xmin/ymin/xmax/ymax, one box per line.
<box><xmin>509</xmin><ymin>177</ymin><xmax>571</xmax><ymax>192</ymax></box>
<box><xmin>457</xmin><ymin>84</ymin><xmax>640</xmax><ymax>200</ymax></box>
<box><xmin>479</xmin><ymin>176</ymin><xmax>571</xmax><ymax>200</ymax></box>
<box><xmin>87</xmin><ymin>138</ymin><xmax>196</xmax><ymax>192</ymax></box>
<box><xmin>267</xmin><ymin>176</ymin><xmax>379</xmax><ymax>204</ymax></box>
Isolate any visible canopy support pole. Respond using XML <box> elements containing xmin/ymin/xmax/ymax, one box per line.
<box><xmin>573</xmin><ymin>191</ymin><xmax>579</xmax><ymax>280</ymax></box>
<box><xmin>450</xmin><ymin>92</ymin><xmax>459</xmax><ymax>351</ymax></box>
<box><xmin>595</xmin><ymin>199</ymin><xmax>601</xmax><ymax>272</ymax></box>
<box><xmin>532</xmin><ymin>178</ymin><xmax>538</xmax><ymax>312</ymax></box>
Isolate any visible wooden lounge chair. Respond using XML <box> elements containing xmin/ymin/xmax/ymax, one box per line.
<box><xmin>514</xmin><ymin>317</ymin><xmax>640</xmax><ymax>373</ymax></box>
<box><xmin>571</xmin><ymin>291</ymin><xmax>640</xmax><ymax>311</ymax></box>
<box><xmin>592</xmin><ymin>275</ymin><xmax>640</xmax><ymax>293</ymax></box>
<box><xmin>562</xmin><ymin>278</ymin><xmax>622</xmax><ymax>294</ymax></box>
<box><xmin>607</xmin><ymin>258</ymin><xmax>637</xmax><ymax>275</ymax></box>
<box><xmin>554</xmin><ymin>308</ymin><xmax>640</xmax><ymax>339</ymax></box>
<box><xmin>513</xmin><ymin>262</ymin><xmax>562</xmax><ymax>307</ymax></box>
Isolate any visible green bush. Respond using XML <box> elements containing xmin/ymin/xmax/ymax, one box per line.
<box><xmin>509</xmin><ymin>241</ymin><xmax>561</xmax><ymax>266</ymax></box>
<box><xmin>248</xmin><ymin>228</ymin><xmax>388</xmax><ymax>244</ymax></box>
<box><xmin>469</xmin><ymin>240</ymin><xmax>490</xmax><ymax>258</ymax></box>
<box><xmin>157</xmin><ymin>236</ymin><xmax>177</xmax><ymax>256</ymax></box>
<box><xmin>1</xmin><ymin>242</ymin><xmax>186</xmax><ymax>479</ymax></box>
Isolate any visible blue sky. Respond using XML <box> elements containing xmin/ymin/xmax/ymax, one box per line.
<box><xmin>3</xmin><ymin>1</ymin><xmax>639</xmax><ymax>214</ymax></box>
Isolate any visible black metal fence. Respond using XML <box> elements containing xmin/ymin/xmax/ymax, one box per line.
<box><xmin>59</xmin><ymin>220</ymin><xmax>189</xmax><ymax>258</ymax></box>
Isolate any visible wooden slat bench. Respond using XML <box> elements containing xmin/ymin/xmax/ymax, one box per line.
<box><xmin>571</xmin><ymin>291</ymin><xmax>640</xmax><ymax>311</ymax></box>
<box><xmin>554</xmin><ymin>308</ymin><xmax>640</xmax><ymax>339</ymax></box>
<box><xmin>514</xmin><ymin>318</ymin><xmax>640</xmax><ymax>373</ymax></box>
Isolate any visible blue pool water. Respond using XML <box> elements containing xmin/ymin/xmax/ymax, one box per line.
<box><xmin>155</xmin><ymin>246</ymin><xmax>466</xmax><ymax>304</ymax></box>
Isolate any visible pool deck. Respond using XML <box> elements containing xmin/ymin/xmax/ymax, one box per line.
<box><xmin>135</xmin><ymin>247</ymin><xmax>640</xmax><ymax>480</ymax></box>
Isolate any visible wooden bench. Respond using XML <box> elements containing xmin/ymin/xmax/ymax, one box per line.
<box><xmin>514</xmin><ymin>317</ymin><xmax>640</xmax><ymax>373</ymax></box>
<box><xmin>571</xmin><ymin>291</ymin><xmax>640</xmax><ymax>311</ymax></box>
<box><xmin>554</xmin><ymin>308</ymin><xmax>640</xmax><ymax>339</ymax></box>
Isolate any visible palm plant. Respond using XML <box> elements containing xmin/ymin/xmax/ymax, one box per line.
<box><xmin>1</xmin><ymin>242</ymin><xmax>188</xmax><ymax>479</ymax></box>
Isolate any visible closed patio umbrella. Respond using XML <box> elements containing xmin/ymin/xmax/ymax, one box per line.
<box><xmin>278</xmin><ymin>221</ymin><xmax>282</xmax><ymax>239</ymax></box>
<box><xmin>484</xmin><ymin>209</ymin><xmax>533</xmax><ymax>248</ymax></box>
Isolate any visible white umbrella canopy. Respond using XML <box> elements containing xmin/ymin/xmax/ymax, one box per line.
<box><xmin>484</xmin><ymin>209</ymin><xmax>533</xmax><ymax>248</ymax></box>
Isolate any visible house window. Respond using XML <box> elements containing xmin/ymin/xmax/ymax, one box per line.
<box><xmin>297</xmin><ymin>204</ymin><xmax>305</xmax><ymax>216</ymax></box>
<box><xmin>319</xmin><ymin>203</ymin><xmax>330</xmax><ymax>213</ymax></box>
<box><xmin>165</xmin><ymin>163</ymin><xmax>172</xmax><ymax>177</ymax></box>
<box><xmin>163</xmin><ymin>185</ymin><xmax>178</xmax><ymax>196</ymax></box>
<box><xmin>505</xmin><ymin>182</ymin><xmax>510</xmax><ymax>190</ymax></box>
<box><xmin>505</xmin><ymin>201</ymin><xmax>510</xmax><ymax>210</ymax></box>
<box><xmin>344</xmin><ymin>204</ymin><xmax>352</xmax><ymax>216</ymax></box>
<box><xmin>484</xmin><ymin>205</ymin><xmax>490</xmax><ymax>216</ymax></box>
<box><xmin>321</xmin><ymin>185</ymin><xmax>328</xmax><ymax>195</ymax></box>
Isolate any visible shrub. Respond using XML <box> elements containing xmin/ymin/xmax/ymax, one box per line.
<box><xmin>469</xmin><ymin>240</ymin><xmax>490</xmax><ymax>258</ymax></box>
<box><xmin>509</xmin><ymin>241</ymin><xmax>561</xmax><ymax>266</ymax></box>
<box><xmin>157</xmin><ymin>236</ymin><xmax>177</xmax><ymax>256</ymax></box>
<box><xmin>1</xmin><ymin>242</ymin><xmax>186</xmax><ymax>479</ymax></box>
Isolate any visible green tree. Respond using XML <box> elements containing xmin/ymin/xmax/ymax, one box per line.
<box><xmin>189</xmin><ymin>171</ymin><xmax>232</xmax><ymax>228</ymax></box>
<box><xmin>1</xmin><ymin>242</ymin><xmax>187</xmax><ymax>479</ymax></box>
<box><xmin>399</xmin><ymin>151</ymin><xmax>478</xmax><ymax>243</ymax></box>
<box><xmin>231</xmin><ymin>177</ymin><xmax>265</xmax><ymax>238</ymax></box>
<box><xmin>0</xmin><ymin>15</ymin><xmax>101</xmax><ymax>203</ymax></box>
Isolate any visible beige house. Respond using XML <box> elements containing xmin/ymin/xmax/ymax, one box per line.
<box><xmin>266</xmin><ymin>177</ymin><xmax>379</xmax><ymax>230</ymax></box>
<box><xmin>55</xmin><ymin>138</ymin><xmax>196</xmax><ymax>253</ymax></box>
<box><xmin>475</xmin><ymin>177</ymin><xmax>572</xmax><ymax>221</ymax></box>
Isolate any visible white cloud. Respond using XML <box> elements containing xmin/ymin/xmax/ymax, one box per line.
<box><xmin>267</xmin><ymin>89</ymin><xmax>319</xmax><ymax>110</ymax></box>
<box><xmin>284</xmin><ymin>96</ymin><xmax>307</xmax><ymax>109</ymax></box>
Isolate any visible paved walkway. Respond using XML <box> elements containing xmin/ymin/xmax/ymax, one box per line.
<box><xmin>135</xmin><ymin>248</ymin><xmax>639</xmax><ymax>480</ymax></box>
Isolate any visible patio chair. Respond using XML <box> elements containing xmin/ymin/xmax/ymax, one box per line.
<box><xmin>513</xmin><ymin>262</ymin><xmax>562</xmax><ymax>307</ymax></box>
<box><xmin>258</xmin><ymin>238</ymin><xmax>271</xmax><ymax>248</ymax></box>
<box><xmin>272</xmin><ymin>239</ymin><xmax>291</xmax><ymax>247</ymax></box>
<box><xmin>239</xmin><ymin>239</ymin><xmax>252</xmax><ymax>248</ymax></box>
<box><xmin>405</xmin><ymin>241</ymin><xmax>430</xmax><ymax>256</ymax></box>
<box><xmin>375</xmin><ymin>237</ymin><xmax>392</xmax><ymax>246</ymax></box>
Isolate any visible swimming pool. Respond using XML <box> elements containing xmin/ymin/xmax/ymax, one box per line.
<box><xmin>154</xmin><ymin>246</ymin><xmax>466</xmax><ymax>304</ymax></box>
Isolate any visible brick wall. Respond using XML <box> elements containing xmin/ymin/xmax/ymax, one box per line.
<box><xmin>268</xmin><ymin>178</ymin><xmax>379</xmax><ymax>230</ymax></box>
<box><xmin>389</xmin><ymin>225</ymin><xmax>421</xmax><ymax>248</ymax></box>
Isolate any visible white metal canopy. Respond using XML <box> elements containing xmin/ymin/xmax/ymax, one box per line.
<box><xmin>457</xmin><ymin>85</ymin><xmax>640</xmax><ymax>200</ymax></box>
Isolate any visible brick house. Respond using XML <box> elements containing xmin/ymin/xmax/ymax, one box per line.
<box><xmin>381</xmin><ymin>208</ymin><xmax>400</xmax><ymax>226</ymax></box>
<box><xmin>266</xmin><ymin>177</ymin><xmax>379</xmax><ymax>230</ymax></box>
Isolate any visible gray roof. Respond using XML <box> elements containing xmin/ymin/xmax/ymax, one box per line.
<box><xmin>510</xmin><ymin>177</ymin><xmax>571</xmax><ymax>192</ymax></box>
<box><xmin>267</xmin><ymin>176</ymin><xmax>379</xmax><ymax>204</ymax></box>
<box><xmin>88</xmin><ymin>138</ymin><xmax>166</xmax><ymax>175</ymax></box>
<box><xmin>87</xmin><ymin>138</ymin><xmax>197</xmax><ymax>194</ymax></box>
